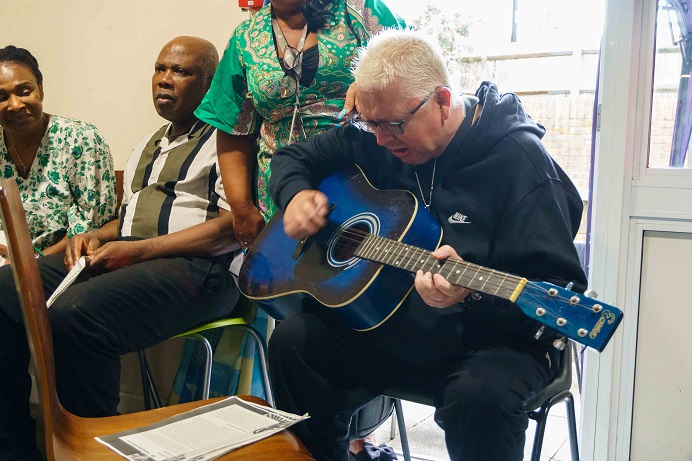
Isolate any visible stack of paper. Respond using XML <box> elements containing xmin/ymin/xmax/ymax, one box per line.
<box><xmin>46</xmin><ymin>256</ymin><xmax>87</xmax><ymax>308</ymax></box>
<box><xmin>97</xmin><ymin>396</ymin><xmax>309</xmax><ymax>461</ymax></box>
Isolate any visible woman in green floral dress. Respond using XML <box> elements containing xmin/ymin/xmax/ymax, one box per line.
<box><xmin>195</xmin><ymin>0</ymin><xmax>405</xmax><ymax>247</ymax></box>
<box><xmin>194</xmin><ymin>1</ymin><xmax>405</xmax><ymax>457</ymax></box>
<box><xmin>0</xmin><ymin>46</ymin><xmax>116</xmax><ymax>263</ymax></box>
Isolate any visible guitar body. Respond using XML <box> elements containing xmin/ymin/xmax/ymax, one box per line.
<box><xmin>238</xmin><ymin>166</ymin><xmax>442</xmax><ymax>330</ymax></box>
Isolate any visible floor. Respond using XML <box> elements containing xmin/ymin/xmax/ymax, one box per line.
<box><xmin>370</xmin><ymin>361</ymin><xmax>582</xmax><ymax>461</ymax></box>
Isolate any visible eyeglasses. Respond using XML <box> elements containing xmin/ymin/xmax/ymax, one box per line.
<box><xmin>271</xmin><ymin>15</ymin><xmax>308</xmax><ymax>144</ymax></box>
<box><xmin>279</xmin><ymin>46</ymin><xmax>302</xmax><ymax>99</ymax></box>
<box><xmin>277</xmin><ymin>46</ymin><xmax>307</xmax><ymax>144</ymax></box>
<box><xmin>279</xmin><ymin>44</ymin><xmax>303</xmax><ymax>99</ymax></box>
<box><xmin>351</xmin><ymin>88</ymin><xmax>438</xmax><ymax>136</ymax></box>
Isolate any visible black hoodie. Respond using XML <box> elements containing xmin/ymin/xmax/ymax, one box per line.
<box><xmin>270</xmin><ymin>81</ymin><xmax>586</xmax><ymax>368</ymax></box>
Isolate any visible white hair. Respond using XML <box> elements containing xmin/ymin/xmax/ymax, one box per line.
<box><xmin>352</xmin><ymin>28</ymin><xmax>452</xmax><ymax>100</ymax></box>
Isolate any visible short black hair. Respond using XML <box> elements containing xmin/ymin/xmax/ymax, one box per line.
<box><xmin>0</xmin><ymin>45</ymin><xmax>43</xmax><ymax>85</ymax></box>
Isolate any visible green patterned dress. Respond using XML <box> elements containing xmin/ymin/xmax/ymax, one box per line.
<box><xmin>195</xmin><ymin>0</ymin><xmax>405</xmax><ymax>220</ymax></box>
<box><xmin>0</xmin><ymin>115</ymin><xmax>117</xmax><ymax>251</ymax></box>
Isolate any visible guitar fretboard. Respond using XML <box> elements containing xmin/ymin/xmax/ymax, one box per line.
<box><xmin>354</xmin><ymin>233</ymin><xmax>526</xmax><ymax>301</ymax></box>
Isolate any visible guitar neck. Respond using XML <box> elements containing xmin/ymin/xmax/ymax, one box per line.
<box><xmin>354</xmin><ymin>233</ymin><xmax>527</xmax><ymax>302</ymax></box>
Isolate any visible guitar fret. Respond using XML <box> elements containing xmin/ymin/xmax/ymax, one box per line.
<box><xmin>479</xmin><ymin>269</ymin><xmax>495</xmax><ymax>291</ymax></box>
<box><xmin>454</xmin><ymin>263</ymin><xmax>471</xmax><ymax>286</ymax></box>
<box><xmin>400</xmin><ymin>245</ymin><xmax>417</xmax><ymax>271</ymax></box>
<box><xmin>404</xmin><ymin>246</ymin><xmax>427</xmax><ymax>273</ymax></box>
<box><xmin>371</xmin><ymin>236</ymin><xmax>385</xmax><ymax>263</ymax></box>
<box><xmin>370</xmin><ymin>236</ymin><xmax>387</xmax><ymax>262</ymax></box>
<box><xmin>401</xmin><ymin>245</ymin><xmax>418</xmax><ymax>270</ymax></box>
<box><xmin>465</xmin><ymin>266</ymin><xmax>483</xmax><ymax>290</ymax></box>
<box><xmin>444</xmin><ymin>259</ymin><xmax>462</xmax><ymax>283</ymax></box>
<box><xmin>433</xmin><ymin>259</ymin><xmax>445</xmax><ymax>274</ymax></box>
<box><xmin>418</xmin><ymin>248</ymin><xmax>432</xmax><ymax>272</ymax></box>
<box><xmin>421</xmin><ymin>249</ymin><xmax>434</xmax><ymax>270</ymax></box>
<box><xmin>421</xmin><ymin>257</ymin><xmax>437</xmax><ymax>273</ymax></box>
<box><xmin>383</xmin><ymin>238</ymin><xmax>398</xmax><ymax>265</ymax></box>
<box><xmin>355</xmin><ymin>234</ymin><xmax>371</xmax><ymax>259</ymax></box>
<box><xmin>392</xmin><ymin>243</ymin><xmax>407</xmax><ymax>267</ymax></box>
<box><xmin>363</xmin><ymin>234</ymin><xmax>379</xmax><ymax>260</ymax></box>
<box><xmin>382</xmin><ymin>238</ymin><xmax>397</xmax><ymax>265</ymax></box>
<box><xmin>357</xmin><ymin>234</ymin><xmax>374</xmax><ymax>260</ymax></box>
<box><xmin>494</xmin><ymin>273</ymin><xmax>509</xmax><ymax>296</ymax></box>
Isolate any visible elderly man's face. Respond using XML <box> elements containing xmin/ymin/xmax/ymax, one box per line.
<box><xmin>356</xmin><ymin>84</ymin><xmax>447</xmax><ymax>165</ymax></box>
<box><xmin>152</xmin><ymin>42</ymin><xmax>208</xmax><ymax>123</ymax></box>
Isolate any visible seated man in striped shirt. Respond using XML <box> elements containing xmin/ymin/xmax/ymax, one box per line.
<box><xmin>0</xmin><ymin>36</ymin><xmax>242</xmax><ymax>461</ymax></box>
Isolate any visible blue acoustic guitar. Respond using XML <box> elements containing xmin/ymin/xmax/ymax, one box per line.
<box><xmin>238</xmin><ymin>166</ymin><xmax>623</xmax><ymax>352</ymax></box>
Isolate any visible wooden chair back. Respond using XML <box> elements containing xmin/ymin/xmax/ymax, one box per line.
<box><xmin>0</xmin><ymin>179</ymin><xmax>64</xmax><ymax>456</ymax></box>
<box><xmin>0</xmin><ymin>178</ymin><xmax>314</xmax><ymax>460</ymax></box>
<box><xmin>115</xmin><ymin>169</ymin><xmax>124</xmax><ymax>216</ymax></box>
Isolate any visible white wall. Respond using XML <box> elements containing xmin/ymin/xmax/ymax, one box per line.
<box><xmin>631</xmin><ymin>231</ymin><xmax>692</xmax><ymax>459</ymax></box>
<box><xmin>0</xmin><ymin>0</ymin><xmax>248</xmax><ymax>167</ymax></box>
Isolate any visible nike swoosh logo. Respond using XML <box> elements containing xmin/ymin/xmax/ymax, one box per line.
<box><xmin>448</xmin><ymin>215</ymin><xmax>471</xmax><ymax>224</ymax></box>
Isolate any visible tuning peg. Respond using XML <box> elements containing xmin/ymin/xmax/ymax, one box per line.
<box><xmin>584</xmin><ymin>289</ymin><xmax>598</xmax><ymax>299</ymax></box>
<box><xmin>534</xmin><ymin>325</ymin><xmax>546</xmax><ymax>340</ymax></box>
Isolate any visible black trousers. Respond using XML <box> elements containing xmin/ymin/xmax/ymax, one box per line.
<box><xmin>0</xmin><ymin>253</ymin><xmax>237</xmax><ymax>461</ymax></box>
<box><xmin>268</xmin><ymin>312</ymin><xmax>553</xmax><ymax>461</ymax></box>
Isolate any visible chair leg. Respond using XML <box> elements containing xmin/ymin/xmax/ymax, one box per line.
<box><xmin>393</xmin><ymin>399</ymin><xmax>411</xmax><ymax>461</ymax></box>
<box><xmin>137</xmin><ymin>321</ymin><xmax>274</xmax><ymax>410</ymax></box>
<box><xmin>530</xmin><ymin>390</ymin><xmax>579</xmax><ymax>461</ymax></box>
<box><xmin>138</xmin><ymin>350</ymin><xmax>151</xmax><ymax>410</ymax></box>
<box><xmin>187</xmin><ymin>333</ymin><xmax>213</xmax><ymax>400</ymax></box>
<box><xmin>390</xmin><ymin>410</ymin><xmax>397</xmax><ymax>440</ymax></box>
<box><xmin>139</xmin><ymin>334</ymin><xmax>210</xmax><ymax>410</ymax></box>
<box><xmin>138</xmin><ymin>350</ymin><xmax>162</xmax><ymax>409</ymax></box>
<box><xmin>572</xmin><ymin>341</ymin><xmax>583</xmax><ymax>394</ymax></box>
<box><xmin>529</xmin><ymin>408</ymin><xmax>548</xmax><ymax>461</ymax></box>
<box><xmin>227</xmin><ymin>324</ymin><xmax>275</xmax><ymax>408</ymax></box>
<box><xmin>565</xmin><ymin>393</ymin><xmax>580</xmax><ymax>461</ymax></box>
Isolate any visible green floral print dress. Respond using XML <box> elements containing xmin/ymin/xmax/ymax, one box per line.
<box><xmin>0</xmin><ymin>115</ymin><xmax>117</xmax><ymax>251</ymax></box>
<box><xmin>195</xmin><ymin>0</ymin><xmax>405</xmax><ymax>220</ymax></box>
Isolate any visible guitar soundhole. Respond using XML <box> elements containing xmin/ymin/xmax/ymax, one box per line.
<box><xmin>333</xmin><ymin>223</ymin><xmax>368</xmax><ymax>261</ymax></box>
<box><xmin>326</xmin><ymin>212</ymin><xmax>379</xmax><ymax>269</ymax></box>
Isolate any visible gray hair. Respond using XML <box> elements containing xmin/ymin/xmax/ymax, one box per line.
<box><xmin>352</xmin><ymin>29</ymin><xmax>451</xmax><ymax>100</ymax></box>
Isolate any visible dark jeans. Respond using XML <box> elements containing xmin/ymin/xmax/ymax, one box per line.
<box><xmin>0</xmin><ymin>253</ymin><xmax>237</xmax><ymax>461</ymax></box>
<box><xmin>269</xmin><ymin>312</ymin><xmax>553</xmax><ymax>461</ymax></box>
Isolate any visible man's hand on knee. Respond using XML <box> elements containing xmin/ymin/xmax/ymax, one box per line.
<box><xmin>87</xmin><ymin>240</ymin><xmax>147</xmax><ymax>274</ymax></box>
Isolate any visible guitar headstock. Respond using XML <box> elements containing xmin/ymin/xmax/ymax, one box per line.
<box><xmin>514</xmin><ymin>281</ymin><xmax>623</xmax><ymax>352</ymax></box>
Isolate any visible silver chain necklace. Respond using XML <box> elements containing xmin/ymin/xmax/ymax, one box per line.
<box><xmin>414</xmin><ymin>157</ymin><xmax>437</xmax><ymax>210</ymax></box>
<box><xmin>6</xmin><ymin>135</ymin><xmax>32</xmax><ymax>176</ymax></box>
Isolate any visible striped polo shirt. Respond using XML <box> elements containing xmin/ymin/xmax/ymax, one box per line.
<box><xmin>119</xmin><ymin>120</ymin><xmax>241</xmax><ymax>272</ymax></box>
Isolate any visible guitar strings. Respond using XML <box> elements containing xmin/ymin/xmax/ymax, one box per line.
<box><xmin>313</xmin><ymin>222</ymin><xmax>599</xmax><ymax>314</ymax></box>
<box><xmin>335</xmin><ymin>225</ymin><xmax>521</xmax><ymax>287</ymax></box>
<box><xmin>331</xmin><ymin>225</ymin><xmax>534</xmax><ymax>297</ymax></box>
<box><xmin>326</xmin><ymin>224</ymin><xmax>520</xmax><ymax>291</ymax></box>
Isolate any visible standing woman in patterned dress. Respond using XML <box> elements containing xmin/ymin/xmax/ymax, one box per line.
<box><xmin>195</xmin><ymin>0</ymin><xmax>405</xmax><ymax>248</ymax></box>
<box><xmin>195</xmin><ymin>1</ymin><xmax>405</xmax><ymax>458</ymax></box>
<box><xmin>0</xmin><ymin>46</ymin><xmax>116</xmax><ymax>264</ymax></box>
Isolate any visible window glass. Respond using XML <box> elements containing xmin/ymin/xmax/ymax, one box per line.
<box><xmin>648</xmin><ymin>0</ymin><xmax>690</xmax><ymax>168</ymax></box>
<box><xmin>389</xmin><ymin>0</ymin><xmax>605</xmax><ymax>240</ymax></box>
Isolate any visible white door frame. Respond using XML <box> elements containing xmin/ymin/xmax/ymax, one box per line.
<box><xmin>582</xmin><ymin>0</ymin><xmax>692</xmax><ymax>458</ymax></box>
